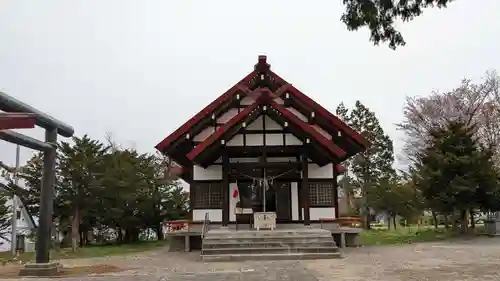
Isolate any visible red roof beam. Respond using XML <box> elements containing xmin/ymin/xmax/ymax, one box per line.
<box><xmin>0</xmin><ymin>112</ymin><xmax>36</xmax><ymax>130</ymax></box>
<box><xmin>186</xmin><ymin>101</ymin><xmax>261</xmax><ymax>161</ymax></box>
<box><xmin>268</xmin><ymin>71</ymin><xmax>370</xmax><ymax>148</ymax></box>
<box><xmin>335</xmin><ymin>164</ymin><xmax>346</xmax><ymax>174</ymax></box>
<box><xmin>268</xmin><ymin>100</ymin><xmax>346</xmax><ymax>160</ymax></box>
<box><xmin>155</xmin><ymin>72</ymin><xmax>256</xmax><ymax>152</ymax></box>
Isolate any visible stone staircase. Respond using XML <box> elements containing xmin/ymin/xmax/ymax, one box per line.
<box><xmin>201</xmin><ymin>228</ymin><xmax>341</xmax><ymax>262</ymax></box>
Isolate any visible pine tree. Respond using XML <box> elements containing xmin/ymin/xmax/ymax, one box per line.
<box><xmin>417</xmin><ymin>120</ymin><xmax>499</xmax><ymax>231</ymax></box>
<box><xmin>58</xmin><ymin>135</ymin><xmax>109</xmax><ymax>251</ymax></box>
<box><xmin>336</xmin><ymin>101</ymin><xmax>395</xmax><ymax>228</ymax></box>
<box><xmin>0</xmin><ymin>190</ymin><xmax>11</xmax><ymax>242</ymax></box>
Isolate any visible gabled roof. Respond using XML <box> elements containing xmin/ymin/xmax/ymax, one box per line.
<box><xmin>155</xmin><ymin>56</ymin><xmax>369</xmax><ymax>156</ymax></box>
<box><xmin>186</xmin><ymin>89</ymin><xmax>346</xmax><ymax>162</ymax></box>
<box><xmin>155</xmin><ymin>55</ymin><xmax>370</xmax><ymax>175</ymax></box>
<box><xmin>154</xmin><ymin>76</ymin><xmax>255</xmax><ymax>152</ymax></box>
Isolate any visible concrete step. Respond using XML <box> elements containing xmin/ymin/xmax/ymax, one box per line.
<box><xmin>202</xmin><ymin>252</ymin><xmax>341</xmax><ymax>262</ymax></box>
<box><xmin>202</xmin><ymin>246</ymin><xmax>339</xmax><ymax>255</ymax></box>
<box><xmin>205</xmin><ymin>229</ymin><xmax>332</xmax><ymax>239</ymax></box>
<box><xmin>203</xmin><ymin>236</ymin><xmax>334</xmax><ymax>244</ymax></box>
<box><xmin>202</xmin><ymin>241</ymin><xmax>336</xmax><ymax>249</ymax></box>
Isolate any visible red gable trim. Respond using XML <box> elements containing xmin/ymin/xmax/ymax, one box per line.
<box><xmin>335</xmin><ymin>164</ymin><xmax>346</xmax><ymax>174</ymax></box>
<box><xmin>187</xmin><ymin>91</ymin><xmax>347</xmax><ymax>161</ymax></box>
<box><xmin>155</xmin><ymin>72</ymin><xmax>256</xmax><ymax>152</ymax></box>
<box><xmin>268</xmin><ymin>101</ymin><xmax>346</xmax><ymax>159</ymax></box>
<box><xmin>0</xmin><ymin>113</ymin><xmax>36</xmax><ymax>130</ymax></box>
<box><xmin>270</xmin><ymin>72</ymin><xmax>370</xmax><ymax>148</ymax></box>
<box><xmin>186</xmin><ymin>102</ymin><xmax>260</xmax><ymax>161</ymax></box>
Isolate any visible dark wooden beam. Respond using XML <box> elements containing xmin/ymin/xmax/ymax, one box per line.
<box><xmin>244</xmin><ymin>129</ymin><xmax>285</xmax><ymax>134</ymax></box>
<box><xmin>298</xmin><ymin>180</ymin><xmax>303</xmax><ymax>220</ymax></box>
<box><xmin>226</xmin><ymin>145</ymin><xmax>301</xmax><ymax>157</ymax></box>
<box><xmin>302</xmin><ymin>149</ymin><xmax>310</xmax><ymax>226</ymax></box>
<box><xmin>189</xmin><ymin>171</ymin><xmax>195</xmax><ymax>219</ymax></box>
<box><xmin>222</xmin><ymin>152</ymin><xmax>229</xmax><ymax>227</ymax></box>
<box><xmin>333</xmin><ymin>165</ymin><xmax>339</xmax><ymax>219</ymax></box>
<box><xmin>230</xmin><ymin>162</ymin><xmax>301</xmax><ymax>169</ymax></box>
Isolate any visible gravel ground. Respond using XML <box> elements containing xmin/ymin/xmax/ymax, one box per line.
<box><xmin>8</xmin><ymin>237</ymin><xmax>500</xmax><ymax>281</ymax></box>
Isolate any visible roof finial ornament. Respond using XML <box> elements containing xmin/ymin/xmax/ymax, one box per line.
<box><xmin>254</xmin><ymin>55</ymin><xmax>270</xmax><ymax>73</ymax></box>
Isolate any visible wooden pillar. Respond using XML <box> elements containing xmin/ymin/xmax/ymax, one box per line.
<box><xmin>222</xmin><ymin>152</ymin><xmax>229</xmax><ymax>227</ymax></box>
<box><xmin>333</xmin><ymin>165</ymin><xmax>340</xmax><ymax>219</ymax></box>
<box><xmin>298</xmin><ymin>180</ymin><xmax>303</xmax><ymax>221</ymax></box>
<box><xmin>188</xmin><ymin>169</ymin><xmax>195</xmax><ymax>221</ymax></box>
<box><xmin>301</xmin><ymin>152</ymin><xmax>310</xmax><ymax>226</ymax></box>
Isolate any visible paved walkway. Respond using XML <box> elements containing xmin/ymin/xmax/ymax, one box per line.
<box><xmin>10</xmin><ymin>237</ymin><xmax>500</xmax><ymax>281</ymax></box>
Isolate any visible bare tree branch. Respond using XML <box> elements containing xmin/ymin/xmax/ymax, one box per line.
<box><xmin>397</xmin><ymin>70</ymin><xmax>500</xmax><ymax>165</ymax></box>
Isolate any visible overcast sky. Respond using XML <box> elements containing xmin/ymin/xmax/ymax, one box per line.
<box><xmin>1</xmin><ymin>0</ymin><xmax>499</xmax><ymax>169</ymax></box>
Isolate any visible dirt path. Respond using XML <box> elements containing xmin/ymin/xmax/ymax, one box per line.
<box><xmin>5</xmin><ymin>237</ymin><xmax>500</xmax><ymax>280</ymax></box>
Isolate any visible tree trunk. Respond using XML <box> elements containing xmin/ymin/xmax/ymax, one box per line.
<box><xmin>71</xmin><ymin>206</ymin><xmax>80</xmax><ymax>253</ymax></box>
<box><xmin>387</xmin><ymin>215</ymin><xmax>391</xmax><ymax>230</ymax></box>
<box><xmin>124</xmin><ymin>227</ymin><xmax>140</xmax><ymax>243</ymax></box>
<box><xmin>116</xmin><ymin>227</ymin><xmax>123</xmax><ymax>243</ymax></box>
<box><xmin>392</xmin><ymin>216</ymin><xmax>397</xmax><ymax>230</ymax></box>
<box><xmin>156</xmin><ymin>224</ymin><xmax>164</xmax><ymax>241</ymax></box>
<box><xmin>444</xmin><ymin>214</ymin><xmax>450</xmax><ymax>229</ymax></box>
<box><xmin>460</xmin><ymin>210</ymin><xmax>468</xmax><ymax>233</ymax></box>
<box><xmin>431</xmin><ymin>210</ymin><xmax>438</xmax><ymax>229</ymax></box>
<box><xmin>470</xmin><ymin>209</ymin><xmax>476</xmax><ymax>229</ymax></box>
<box><xmin>364</xmin><ymin>210</ymin><xmax>371</xmax><ymax>229</ymax></box>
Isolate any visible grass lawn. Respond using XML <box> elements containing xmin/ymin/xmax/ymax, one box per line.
<box><xmin>0</xmin><ymin>239</ymin><xmax>169</xmax><ymax>264</ymax></box>
<box><xmin>359</xmin><ymin>226</ymin><xmax>482</xmax><ymax>246</ymax></box>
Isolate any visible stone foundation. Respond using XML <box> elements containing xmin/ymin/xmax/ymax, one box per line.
<box><xmin>19</xmin><ymin>262</ymin><xmax>62</xmax><ymax>277</ymax></box>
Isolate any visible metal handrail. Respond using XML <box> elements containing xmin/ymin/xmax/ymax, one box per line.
<box><xmin>201</xmin><ymin>212</ymin><xmax>210</xmax><ymax>239</ymax></box>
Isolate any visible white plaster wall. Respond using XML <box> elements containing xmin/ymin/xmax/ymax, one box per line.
<box><xmin>291</xmin><ymin>182</ymin><xmax>299</xmax><ymax>220</ymax></box>
<box><xmin>227</xmin><ymin>134</ymin><xmax>244</xmax><ymax>146</ymax></box>
<box><xmin>194</xmin><ymin>126</ymin><xmax>215</xmax><ymax>142</ymax></box>
<box><xmin>264</xmin><ymin>116</ymin><xmax>282</xmax><ymax>130</ymax></box>
<box><xmin>266</xmin><ymin>133</ymin><xmax>284</xmax><ymax>146</ymax></box>
<box><xmin>273</xmin><ymin>97</ymin><xmax>285</xmax><ymax>104</ymax></box>
<box><xmin>312</xmin><ymin>124</ymin><xmax>332</xmax><ymax>140</ymax></box>
<box><xmin>217</xmin><ymin>108</ymin><xmax>239</xmax><ymax>123</ymax></box>
<box><xmin>193</xmin><ymin>209</ymin><xmax>222</xmax><ymax>222</ymax></box>
<box><xmin>227</xmin><ymin>133</ymin><xmax>302</xmax><ymax>147</ymax></box>
<box><xmin>247</xmin><ymin>116</ymin><xmax>264</xmax><ymax>130</ymax></box>
<box><xmin>301</xmin><ymin>163</ymin><xmax>334</xmax><ymax>179</ymax></box>
<box><xmin>193</xmin><ymin>165</ymin><xmax>222</xmax><ymax>180</ymax></box>
<box><xmin>245</xmin><ymin>134</ymin><xmax>264</xmax><ymax>146</ymax></box>
<box><xmin>285</xmin><ymin>134</ymin><xmax>303</xmax><ymax>145</ymax></box>
<box><xmin>245</xmin><ymin>115</ymin><xmax>285</xmax><ymax>131</ymax></box>
<box><xmin>301</xmin><ymin>207</ymin><xmax>336</xmax><ymax>220</ymax></box>
<box><xmin>241</xmin><ymin>95</ymin><xmax>257</xmax><ymax>105</ymax></box>
<box><xmin>286</xmin><ymin>107</ymin><xmax>308</xmax><ymax>122</ymax></box>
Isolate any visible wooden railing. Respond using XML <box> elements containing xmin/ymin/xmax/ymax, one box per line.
<box><xmin>201</xmin><ymin>212</ymin><xmax>210</xmax><ymax>239</ymax></box>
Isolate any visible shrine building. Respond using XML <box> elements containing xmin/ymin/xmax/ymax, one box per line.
<box><xmin>155</xmin><ymin>55</ymin><xmax>369</xmax><ymax>228</ymax></box>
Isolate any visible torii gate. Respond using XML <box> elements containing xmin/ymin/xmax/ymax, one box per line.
<box><xmin>0</xmin><ymin>91</ymin><xmax>74</xmax><ymax>275</ymax></box>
